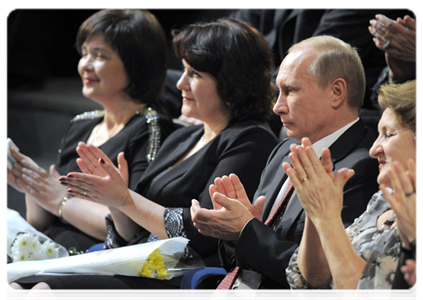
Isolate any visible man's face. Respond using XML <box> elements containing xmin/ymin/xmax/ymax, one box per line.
<box><xmin>273</xmin><ymin>48</ymin><xmax>333</xmax><ymax>143</ymax></box>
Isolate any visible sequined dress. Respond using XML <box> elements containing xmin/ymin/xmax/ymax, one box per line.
<box><xmin>286</xmin><ymin>190</ymin><xmax>401</xmax><ymax>289</ymax></box>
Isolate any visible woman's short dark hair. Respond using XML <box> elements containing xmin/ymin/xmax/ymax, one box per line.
<box><xmin>76</xmin><ymin>9</ymin><xmax>168</xmax><ymax>105</ymax></box>
<box><xmin>172</xmin><ymin>18</ymin><xmax>275</xmax><ymax>122</ymax></box>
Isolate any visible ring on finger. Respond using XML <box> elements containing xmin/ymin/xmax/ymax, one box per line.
<box><xmin>384</xmin><ymin>40</ymin><xmax>391</xmax><ymax>50</ymax></box>
<box><xmin>301</xmin><ymin>177</ymin><xmax>308</xmax><ymax>183</ymax></box>
<box><xmin>82</xmin><ymin>189</ymin><xmax>88</xmax><ymax>196</ymax></box>
<box><xmin>405</xmin><ymin>191</ymin><xmax>415</xmax><ymax>197</ymax></box>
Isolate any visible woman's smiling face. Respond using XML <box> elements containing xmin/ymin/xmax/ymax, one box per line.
<box><xmin>369</xmin><ymin>108</ymin><xmax>416</xmax><ymax>187</ymax></box>
<box><xmin>78</xmin><ymin>34</ymin><xmax>129</xmax><ymax>102</ymax></box>
<box><xmin>176</xmin><ymin>59</ymin><xmax>230</xmax><ymax>125</ymax></box>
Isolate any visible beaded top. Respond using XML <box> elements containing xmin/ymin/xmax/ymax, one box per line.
<box><xmin>71</xmin><ymin>110</ymin><xmax>105</xmax><ymax>122</ymax></box>
<box><xmin>70</xmin><ymin>107</ymin><xmax>161</xmax><ymax>163</ymax></box>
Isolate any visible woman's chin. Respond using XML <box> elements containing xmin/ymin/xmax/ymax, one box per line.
<box><xmin>377</xmin><ymin>173</ymin><xmax>390</xmax><ymax>188</ymax></box>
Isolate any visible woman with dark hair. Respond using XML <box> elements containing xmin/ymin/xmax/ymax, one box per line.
<box><xmin>11</xmin><ymin>17</ymin><xmax>279</xmax><ymax>290</ymax></box>
<box><xmin>7</xmin><ymin>9</ymin><xmax>178</xmax><ymax>252</ymax></box>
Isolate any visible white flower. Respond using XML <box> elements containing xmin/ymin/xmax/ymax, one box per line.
<box><xmin>41</xmin><ymin>240</ymin><xmax>59</xmax><ymax>259</ymax></box>
<box><xmin>12</xmin><ymin>252</ymin><xmax>30</xmax><ymax>262</ymax></box>
<box><xmin>30</xmin><ymin>244</ymin><xmax>46</xmax><ymax>260</ymax></box>
<box><xmin>10</xmin><ymin>233</ymin><xmax>60</xmax><ymax>262</ymax></box>
<box><xmin>10</xmin><ymin>233</ymin><xmax>40</xmax><ymax>257</ymax></box>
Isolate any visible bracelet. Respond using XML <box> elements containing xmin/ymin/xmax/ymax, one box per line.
<box><xmin>58</xmin><ymin>196</ymin><xmax>69</xmax><ymax>219</ymax></box>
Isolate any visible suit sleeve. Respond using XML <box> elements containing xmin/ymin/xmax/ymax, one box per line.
<box><xmin>232</xmin><ymin>151</ymin><xmax>379</xmax><ymax>288</ymax></box>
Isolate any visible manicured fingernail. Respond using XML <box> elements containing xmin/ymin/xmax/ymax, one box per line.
<box><xmin>60</xmin><ymin>182</ymin><xmax>67</xmax><ymax>186</ymax></box>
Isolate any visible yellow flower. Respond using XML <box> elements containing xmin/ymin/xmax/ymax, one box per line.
<box><xmin>140</xmin><ymin>260</ymin><xmax>153</xmax><ymax>278</ymax></box>
<box><xmin>139</xmin><ymin>249</ymin><xmax>168</xmax><ymax>279</ymax></box>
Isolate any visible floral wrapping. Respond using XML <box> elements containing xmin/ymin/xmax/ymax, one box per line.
<box><xmin>7</xmin><ymin>237</ymin><xmax>190</xmax><ymax>283</ymax></box>
<box><xmin>286</xmin><ymin>190</ymin><xmax>401</xmax><ymax>289</ymax></box>
<box><xmin>7</xmin><ymin>208</ymin><xmax>69</xmax><ymax>262</ymax></box>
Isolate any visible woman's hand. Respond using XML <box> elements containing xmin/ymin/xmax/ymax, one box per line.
<box><xmin>76</xmin><ymin>142</ymin><xmax>129</xmax><ymax>186</ymax></box>
<box><xmin>8</xmin><ymin>148</ymin><xmax>40</xmax><ymax>193</ymax></box>
<box><xmin>282</xmin><ymin>138</ymin><xmax>355</xmax><ymax>226</ymax></box>
<box><xmin>368</xmin><ymin>14</ymin><xmax>416</xmax><ymax>82</ymax></box>
<box><xmin>59</xmin><ymin>156</ymin><xmax>132</xmax><ymax>209</ymax></box>
<box><xmin>191</xmin><ymin>193</ymin><xmax>254</xmax><ymax>242</ymax></box>
<box><xmin>380</xmin><ymin>159</ymin><xmax>416</xmax><ymax>249</ymax></box>
<box><xmin>368</xmin><ymin>14</ymin><xmax>416</xmax><ymax>62</ymax></box>
<box><xmin>209</xmin><ymin>174</ymin><xmax>265</xmax><ymax>221</ymax></box>
<box><xmin>8</xmin><ymin>148</ymin><xmax>67</xmax><ymax>215</ymax></box>
<box><xmin>401</xmin><ymin>259</ymin><xmax>416</xmax><ymax>287</ymax></box>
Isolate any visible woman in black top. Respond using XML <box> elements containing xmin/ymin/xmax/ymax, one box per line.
<box><xmin>12</xmin><ymin>18</ymin><xmax>279</xmax><ymax>289</ymax></box>
<box><xmin>7</xmin><ymin>9</ymin><xmax>177</xmax><ymax>252</ymax></box>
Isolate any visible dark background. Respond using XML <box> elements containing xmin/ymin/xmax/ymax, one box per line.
<box><xmin>8</xmin><ymin>9</ymin><xmax>237</xmax><ymax>82</ymax></box>
<box><xmin>7</xmin><ymin>9</ymin><xmax>235</xmax><ymax>217</ymax></box>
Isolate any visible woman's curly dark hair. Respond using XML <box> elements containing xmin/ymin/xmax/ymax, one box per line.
<box><xmin>172</xmin><ymin>18</ymin><xmax>275</xmax><ymax>123</ymax></box>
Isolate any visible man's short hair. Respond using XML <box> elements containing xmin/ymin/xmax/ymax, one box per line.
<box><xmin>289</xmin><ymin>36</ymin><xmax>365</xmax><ymax>112</ymax></box>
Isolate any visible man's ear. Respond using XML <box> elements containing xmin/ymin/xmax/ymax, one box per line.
<box><xmin>331</xmin><ymin>78</ymin><xmax>347</xmax><ymax>109</ymax></box>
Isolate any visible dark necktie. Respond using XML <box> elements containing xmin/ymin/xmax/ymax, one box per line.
<box><xmin>216</xmin><ymin>181</ymin><xmax>295</xmax><ymax>289</ymax></box>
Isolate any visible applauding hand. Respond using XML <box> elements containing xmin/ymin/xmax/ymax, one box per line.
<box><xmin>59</xmin><ymin>152</ymin><xmax>131</xmax><ymax>209</ymax></box>
<box><xmin>282</xmin><ymin>138</ymin><xmax>355</xmax><ymax>226</ymax></box>
<box><xmin>380</xmin><ymin>159</ymin><xmax>416</xmax><ymax>249</ymax></box>
<box><xmin>191</xmin><ymin>174</ymin><xmax>265</xmax><ymax>241</ymax></box>
<box><xmin>8</xmin><ymin>148</ymin><xmax>67</xmax><ymax>215</ymax></box>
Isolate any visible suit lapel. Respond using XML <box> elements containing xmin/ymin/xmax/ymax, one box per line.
<box><xmin>328</xmin><ymin>119</ymin><xmax>367</xmax><ymax>166</ymax></box>
<box><xmin>277</xmin><ymin>119</ymin><xmax>368</xmax><ymax>235</ymax></box>
<box><xmin>262</xmin><ymin>154</ymin><xmax>291</xmax><ymax>218</ymax></box>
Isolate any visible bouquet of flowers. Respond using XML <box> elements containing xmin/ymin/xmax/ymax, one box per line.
<box><xmin>10</xmin><ymin>233</ymin><xmax>61</xmax><ymax>262</ymax></box>
<box><xmin>7</xmin><ymin>208</ymin><xmax>69</xmax><ymax>263</ymax></box>
<box><xmin>7</xmin><ymin>237</ymin><xmax>199</xmax><ymax>283</ymax></box>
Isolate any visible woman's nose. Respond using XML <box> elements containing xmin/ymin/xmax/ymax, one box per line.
<box><xmin>78</xmin><ymin>55</ymin><xmax>94</xmax><ymax>72</ymax></box>
<box><xmin>369</xmin><ymin>138</ymin><xmax>383</xmax><ymax>158</ymax></box>
<box><xmin>176</xmin><ymin>71</ymin><xmax>190</xmax><ymax>91</ymax></box>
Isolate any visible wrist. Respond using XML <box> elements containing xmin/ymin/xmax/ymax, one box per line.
<box><xmin>312</xmin><ymin>215</ymin><xmax>343</xmax><ymax>235</ymax></box>
<box><xmin>238</xmin><ymin>217</ymin><xmax>254</xmax><ymax>240</ymax></box>
<box><xmin>57</xmin><ymin>195</ymin><xmax>73</xmax><ymax>219</ymax></box>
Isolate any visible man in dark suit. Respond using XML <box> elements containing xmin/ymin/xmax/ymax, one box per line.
<box><xmin>231</xmin><ymin>9</ymin><xmax>412</xmax><ymax>111</ymax></box>
<box><xmin>190</xmin><ymin>35</ymin><xmax>379</xmax><ymax>289</ymax></box>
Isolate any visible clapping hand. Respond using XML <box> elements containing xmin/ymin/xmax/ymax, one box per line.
<box><xmin>368</xmin><ymin>14</ymin><xmax>415</xmax><ymax>62</ymax></box>
<box><xmin>59</xmin><ymin>147</ymin><xmax>131</xmax><ymax>209</ymax></box>
<box><xmin>401</xmin><ymin>259</ymin><xmax>416</xmax><ymax>287</ymax></box>
<box><xmin>368</xmin><ymin>14</ymin><xmax>416</xmax><ymax>82</ymax></box>
<box><xmin>380</xmin><ymin>159</ymin><xmax>416</xmax><ymax>249</ymax></box>
<box><xmin>191</xmin><ymin>174</ymin><xmax>265</xmax><ymax>241</ymax></box>
<box><xmin>282</xmin><ymin>138</ymin><xmax>355</xmax><ymax>225</ymax></box>
<box><xmin>209</xmin><ymin>174</ymin><xmax>265</xmax><ymax>221</ymax></box>
<box><xmin>7</xmin><ymin>148</ymin><xmax>66</xmax><ymax>215</ymax></box>
<box><xmin>76</xmin><ymin>142</ymin><xmax>129</xmax><ymax>185</ymax></box>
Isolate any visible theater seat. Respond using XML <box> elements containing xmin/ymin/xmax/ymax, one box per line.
<box><xmin>87</xmin><ymin>243</ymin><xmax>105</xmax><ymax>252</ymax></box>
<box><xmin>180</xmin><ymin>267</ymin><xmax>227</xmax><ymax>289</ymax></box>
